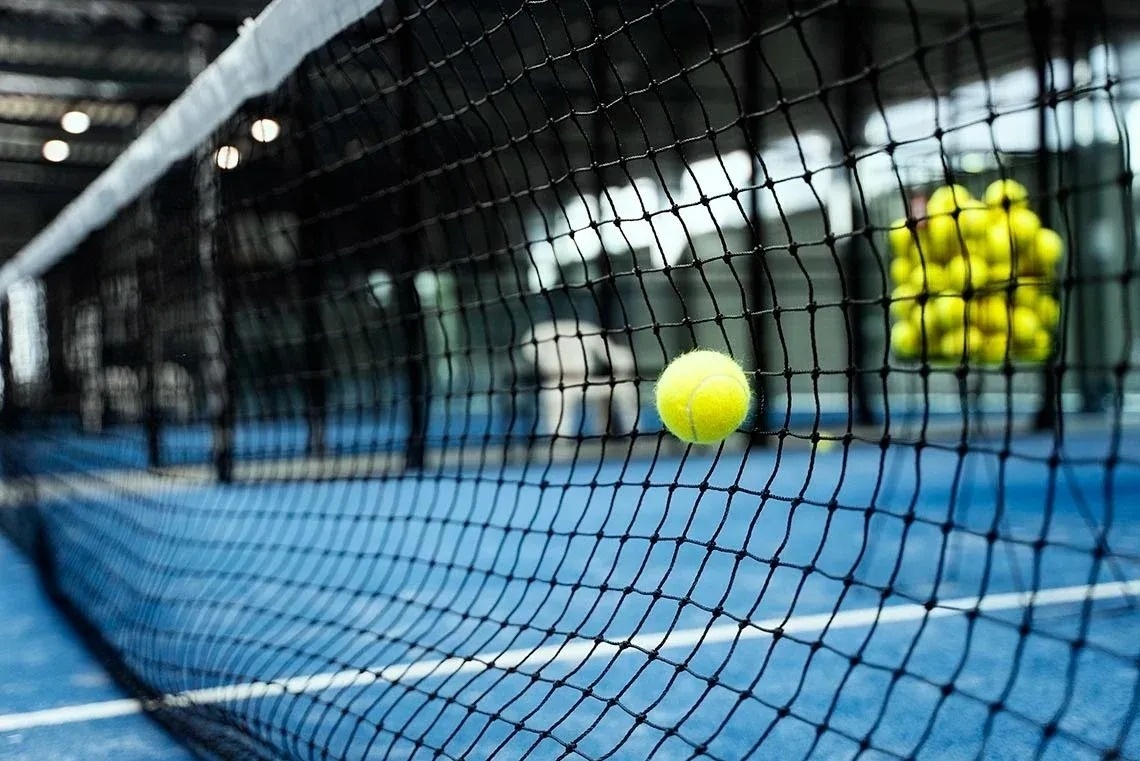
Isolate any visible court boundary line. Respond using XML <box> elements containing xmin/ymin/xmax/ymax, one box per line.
<box><xmin>1</xmin><ymin>579</ymin><xmax>1137</xmax><ymax>733</ymax></box>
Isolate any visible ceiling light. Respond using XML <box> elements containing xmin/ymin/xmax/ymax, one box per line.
<box><xmin>42</xmin><ymin>139</ymin><xmax>70</xmax><ymax>163</ymax></box>
<box><xmin>250</xmin><ymin>118</ymin><xmax>280</xmax><ymax>143</ymax></box>
<box><xmin>61</xmin><ymin>110</ymin><xmax>91</xmax><ymax>135</ymax></box>
<box><xmin>215</xmin><ymin>145</ymin><xmax>240</xmax><ymax>170</ymax></box>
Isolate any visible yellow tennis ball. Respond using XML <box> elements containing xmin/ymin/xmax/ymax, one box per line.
<box><xmin>888</xmin><ymin>218</ymin><xmax>915</xmax><ymax>258</ymax></box>
<box><xmin>957</xmin><ymin>200</ymin><xmax>991</xmax><ymax>239</ymax></box>
<box><xmin>988</xmin><ymin>259</ymin><xmax>1014</xmax><ymax>285</ymax></box>
<box><xmin>656</xmin><ymin>350</ymin><xmax>751</xmax><ymax>444</ymax></box>
<box><xmin>890</xmin><ymin>256</ymin><xmax>912</xmax><ymax>286</ymax></box>
<box><xmin>1012</xmin><ymin>283</ymin><xmax>1042</xmax><ymax>309</ymax></box>
<box><xmin>927</xmin><ymin>184</ymin><xmax>974</xmax><ymax>216</ymax></box>
<box><xmin>939</xmin><ymin>327</ymin><xmax>984</xmax><ymax>360</ymax></box>
<box><xmin>925</xmin><ymin>214</ymin><xmax>964</xmax><ymax>264</ymax></box>
<box><xmin>980</xmin><ymin>331</ymin><xmax>1010</xmax><ymax>364</ymax></box>
<box><xmin>931</xmin><ymin>294</ymin><xmax>967</xmax><ymax>331</ymax></box>
<box><xmin>911</xmin><ymin>302</ymin><xmax>942</xmax><ymax>341</ymax></box>
<box><xmin>1026</xmin><ymin>330</ymin><xmax>1053</xmax><ymax>361</ymax></box>
<box><xmin>987</xmin><ymin>207</ymin><xmax>1040</xmax><ymax>264</ymax></box>
<box><xmin>1030</xmin><ymin>228</ymin><xmax>1064</xmax><ymax>274</ymax></box>
<box><xmin>891</xmin><ymin>320</ymin><xmax>922</xmax><ymax>359</ymax></box>
<box><xmin>971</xmin><ymin>295</ymin><xmax>1009</xmax><ymax>333</ymax></box>
<box><xmin>984</xmin><ymin>179</ymin><xmax>1030</xmax><ymax>210</ymax></box>
<box><xmin>909</xmin><ymin>263</ymin><xmax>948</xmax><ymax>293</ymax></box>
<box><xmin>946</xmin><ymin>255</ymin><xmax>988</xmax><ymax>292</ymax></box>
<box><xmin>1035</xmin><ymin>295</ymin><xmax>1060</xmax><ymax>328</ymax></box>
<box><xmin>1011</xmin><ymin>306</ymin><xmax>1041</xmax><ymax>349</ymax></box>
<box><xmin>890</xmin><ymin>284</ymin><xmax>920</xmax><ymax>321</ymax></box>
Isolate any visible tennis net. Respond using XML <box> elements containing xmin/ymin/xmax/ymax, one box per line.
<box><xmin>1</xmin><ymin>0</ymin><xmax>1139</xmax><ymax>759</ymax></box>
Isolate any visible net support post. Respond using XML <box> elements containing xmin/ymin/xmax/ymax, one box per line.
<box><xmin>742</xmin><ymin>0</ymin><xmax>772</xmax><ymax>443</ymax></box>
<box><xmin>291</xmin><ymin>72</ymin><xmax>328</xmax><ymax>459</ymax></box>
<box><xmin>138</xmin><ymin>188</ymin><xmax>163</xmax><ymax>469</ymax></box>
<box><xmin>190</xmin><ymin>25</ymin><xmax>235</xmax><ymax>483</ymax></box>
<box><xmin>396</xmin><ymin>1</ymin><xmax>429</xmax><ymax>471</ymax></box>
<box><xmin>0</xmin><ymin>298</ymin><xmax>14</xmax><ymax>431</ymax></box>
<box><xmin>1031</xmin><ymin>0</ymin><xmax>1062</xmax><ymax>429</ymax></box>
<box><xmin>836</xmin><ymin>0</ymin><xmax>875</xmax><ymax>428</ymax></box>
<box><xmin>0</xmin><ymin>295</ymin><xmax>17</xmax><ymax>484</ymax></box>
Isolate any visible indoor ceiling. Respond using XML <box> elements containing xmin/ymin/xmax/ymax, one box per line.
<box><xmin>0</xmin><ymin>0</ymin><xmax>266</xmax><ymax>227</ymax></box>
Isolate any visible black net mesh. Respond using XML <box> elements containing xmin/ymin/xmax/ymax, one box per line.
<box><xmin>2</xmin><ymin>0</ymin><xmax>1139</xmax><ymax>759</ymax></box>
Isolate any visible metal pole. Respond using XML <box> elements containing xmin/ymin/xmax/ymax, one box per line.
<box><xmin>590</xmin><ymin>1</ymin><xmax>616</xmax><ymax>333</ymax></box>
<box><xmin>838</xmin><ymin>0</ymin><xmax>875</xmax><ymax>427</ymax></box>
<box><xmin>0</xmin><ymin>299</ymin><xmax>13</xmax><ymax>430</ymax></box>
<box><xmin>291</xmin><ymin>73</ymin><xmax>328</xmax><ymax>458</ymax></box>
<box><xmin>397</xmin><ymin>1</ymin><xmax>428</xmax><ymax>470</ymax></box>
<box><xmin>1031</xmin><ymin>0</ymin><xmax>1061</xmax><ymax>429</ymax></box>
<box><xmin>190</xmin><ymin>25</ymin><xmax>234</xmax><ymax>482</ymax></box>
<box><xmin>138</xmin><ymin>186</ymin><xmax>163</xmax><ymax>468</ymax></box>
<box><xmin>743</xmin><ymin>0</ymin><xmax>771</xmax><ymax>443</ymax></box>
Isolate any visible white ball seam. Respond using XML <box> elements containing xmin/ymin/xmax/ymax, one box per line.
<box><xmin>684</xmin><ymin>373</ymin><xmax>750</xmax><ymax>442</ymax></box>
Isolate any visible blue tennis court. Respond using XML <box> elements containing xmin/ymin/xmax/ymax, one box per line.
<box><xmin>6</xmin><ymin>425</ymin><xmax>1137</xmax><ymax>760</ymax></box>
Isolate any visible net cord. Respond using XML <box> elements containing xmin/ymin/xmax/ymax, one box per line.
<box><xmin>0</xmin><ymin>0</ymin><xmax>390</xmax><ymax>298</ymax></box>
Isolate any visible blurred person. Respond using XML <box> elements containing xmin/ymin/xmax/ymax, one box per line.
<box><xmin>520</xmin><ymin>318</ymin><xmax>638</xmax><ymax>438</ymax></box>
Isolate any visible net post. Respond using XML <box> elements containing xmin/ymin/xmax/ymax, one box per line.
<box><xmin>396</xmin><ymin>1</ymin><xmax>429</xmax><ymax>471</ymax></box>
<box><xmin>290</xmin><ymin>72</ymin><xmax>328</xmax><ymax>459</ymax></box>
<box><xmin>1031</xmin><ymin>0</ymin><xmax>1062</xmax><ymax>430</ymax></box>
<box><xmin>43</xmin><ymin>271</ymin><xmax>72</xmax><ymax>412</ymax></box>
<box><xmin>0</xmin><ymin>297</ymin><xmax>14</xmax><ymax>432</ymax></box>
<box><xmin>189</xmin><ymin>25</ymin><xmax>235</xmax><ymax>483</ymax></box>
<box><xmin>742</xmin><ymin>0</ymin><xmax>771</xmax><ymax>443</ymax></box>
<box><xmin>138</xmin><ymin>186</ymin><xmax>163</xmax><ymax>469</ymax></box>
<box><xmin>589</xmin><ymin>0</ymin><xmax>617</xmax><ymax>335</ymax></box>
<box><xmin>837</xmin><ymin>0</ymin><xmax>875</xmax><ymax>428</ymax></box>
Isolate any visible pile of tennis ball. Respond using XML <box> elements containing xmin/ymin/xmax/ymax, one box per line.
<box><xmin>888</xmin><ymin>179</ymin><xmax>1062</xmax><ymax>364</ymax></box>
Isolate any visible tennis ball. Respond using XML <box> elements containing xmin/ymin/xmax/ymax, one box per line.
<box><xmin>984</xmin><ymin>179</ymin><xmax>1030</xmax><ymax>210</ymax></box>
<box><xmin>1023</xmin><ymin>330</ymin><xmax>1053</xmax><ymax>361</ymax></box>
<box><xmin>980</xmin><ymin>332</ymin><xmax>1010</xmax><ymax>364</ymax></box>
<box><xmin>931</xmin><ymin>294</ymin><xmax>967</xmax><ymax>331</ymax></box>
<box><xmin>656</xmin><ymin>350</ymin><xmax>751</xmax><ymax>444</ymax></box>
<box><xmin>925</xmin><ymin>214</ymin><xmax>964</xmax><ymax>264</ymax></box>
<box><xmin>946</xmin><ymin>255</ymin><xmax>988</xmax><ymax>292</ymax></box>
<box><xmin>1035</xmin><ymin>295</ymin><xmax>1060</xmax><ymax>328</ymax></box>
<box><xmin>957</xmin><ymin>200</ymin><xmax>991</xmax><ymax>239</ymax></box>
<box><xmin>888</xmin><ymin>218</ymin><xmax>915</xmax><ymax>258</ymax></box>
<box><xmin>940</xmin><ymin>327</ymin><xmax>985</xmax><ymax>360</ymax></box>
<box><xmin>890</xmin><ymin>284</ymin><xmax>920</xmax><ymax>321</ymax></box>
<box><xmin>912</xmin><ymin>302</ymin><xmax>941</xmax><ymax>341</ymax></box>
<box><xmin>971</xmin><ymin>295</ymin><xmax>1009</xmax><ymax>333</ymax></box>
<box><xmin>988</xmin><ymin>207</ymin><xmax>1040</xmax><ymax>264</ymax></box>
<box><xmin>909</xmin><ymin>263</ymin><xmax>949</xmax><ymax>294</ymax></box>
<box><xmin>1012</xmin><ymin>283</ymin><xmax>1042</xmax><ymax>309</ymax></box>
<box><xmin>927</xmin><ymin>184</ymin><xmax>974</xmax><ymax>216</ymax></box>
<box><xmin>987</xmin><ymin>259</ymin><xmax>1014</xmax><ymax>285</ymax></box>
<box><xmin>889</xmin><ymin>256</ymin><xmax>912</xmax><ymax>286</ymax></box>
<box><xmin>1011</xmin><ymin>306</ymin><xmax>1041</xmax><ymax>349</ymax></box>
<box><xmin>891</xmin><ymin>320</ymin><xmax>922</xmax><ymax>359</ymax></box>
<box><xmin>1030</xmin><ymin>228</ymin><xmax>1064</xmax><ymax>274</ymax></box>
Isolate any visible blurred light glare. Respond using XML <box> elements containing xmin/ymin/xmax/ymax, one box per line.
<box><xmin>42</xmin><ymin>139</ymin><xmax>69</xmax><ymax>162</ymax></box>
<box><xmin>251</xmin><ymin>118</ymin><xmax>280</xmax><ymax>143</ymax></box>
<box><xmin>215</xmin><ymin>145</ymin><xmax>241</xmax><ymax>170</ymax></box>
<box><xmin>61</xmin><ymin>110</ymin><xmax>91</xmax><ymax>134</ymax></box>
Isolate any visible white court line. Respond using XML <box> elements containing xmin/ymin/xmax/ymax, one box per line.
<box><xmin>1</xmin><ymin>579</ymin><xmax>1137</xmax><ymax>733</ymax></box>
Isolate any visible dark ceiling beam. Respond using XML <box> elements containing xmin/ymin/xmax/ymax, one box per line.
<box><xmin>0</xmin><ymin>158</ymin><xmax>101</xmax><ymax>188</ymax></box>
<box><xmin>0</xmin><ymin>72</ymin><xmax>182</xmax><ymax>101</ymax></box>
<box><xmin>0</xmin><ymin>60</ymin><xmax>186</xmax><ymax>88</ymax></box>
<box><xmin>0</xmin><ymin>120</ymin><xmax>132</xmax><ymax>141</ymax></box>
<box><xmin>0</xmin><ymin>0</ymin><xmax>264</xmax><ymax>29</ymax></box>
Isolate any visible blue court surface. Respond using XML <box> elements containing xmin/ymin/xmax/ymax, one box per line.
<box><xmin>0</xmin><ymin>536</ymin><xmax>195</xmax><ymax>761</ymax></box>
<box><xmin>2</xmin><ymin>426</ymin><xmax>1139</xmax><ymax>760</ymax></box>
